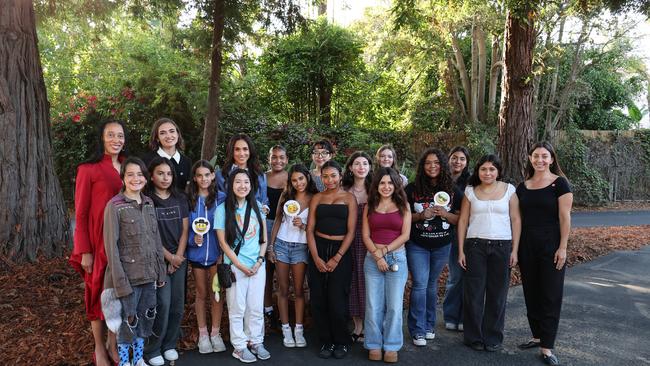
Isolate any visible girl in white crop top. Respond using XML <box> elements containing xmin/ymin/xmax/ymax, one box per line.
<box><xmin>456</xmin><ymin>154</ymin><xmax>521</xmax><ymax>351</ymax></box>
<box><xmin>268</xmin><ymin>164</ymin><xmax>319</xmax><ymax>348</ymax></box>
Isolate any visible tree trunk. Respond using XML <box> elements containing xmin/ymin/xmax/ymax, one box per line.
<box><xmin>470</xmin><ymin>22</ymin><xmax>479</xmax><ymax>123</ymax></box>
<box><xmin>476</xmin><ymin>24</ymin><xmax>487</xmax><ymax>123</ymax></box>
<box><xmin>488</xmin><ymin>34</ymin><xmax>503</xmax><ymax>116</ymax></box>
<box><xmin>497</xmin><ymin>9</ymin><xmax>537</xmax><ymax>184</ymax></box>
<box><xmin>318</xmin><ymin>79</ymin><xmax>332</xmax><ymax>127</ymax></box>
<box><xmin>318</xmin><ymin>1</ymin><xmax>327</xmax><ymax>16</ymax></box>
<box><xmin>445</xmin><ymin>58</ymin><xmax>468</xmax><ymax>123</ymax></box>
<box><xmin>201</xmin><ymin>0</ymin><xmax>225</xmax><ymax>160</ymax></box>
<box><xmin>0</xmin><ymin>0</ymin><xmax>69</xmax><ymax>262</ymax></box>
<box><xmin>543</xmin><ymin>12</ymin><xmax>566</xmax><ymax>138</ymax></box>
<box><xmin>450</xmin><ymin>33</ymin><xmax>472</xmax><ymax>120</ymax></box>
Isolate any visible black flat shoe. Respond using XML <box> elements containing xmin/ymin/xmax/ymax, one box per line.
<box><xmin>518</xmin><ymin>339</ymin><xmax>541</xmax><ymax>349</ymax></box>
<box><xmin>351</xmin><ymin>332</ymin><xmax>364</xmax><ymax>343</ymax></box>
<box><xmin>464</xmin><ymin>341</ymin><xmax>484</xmax><ymax>351</ymax></box>
<box><xmin>319</xmin><ymin>344</ymin><xmax>335</xmax><ymax>359</ymax></box>
<box><xmin>541</xmin><ymin>353</ymin><xmax>560</xmax><ymax>365</ymax></box>
<box><xmin>333</xmin><ymin>345</ymin><xmax>349</xmax><ymax>359</ymax></box>
<box><xmin>484</xmin><ymin>344</ymin><xmax>502</xmax><ymax>352</ymax></box>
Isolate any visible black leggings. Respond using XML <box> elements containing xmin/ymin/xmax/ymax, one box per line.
<box><xmin>308</xmin><ymin>236</ymin><xmax>353</xmax><ymax>345</ymax></box>
<box><xmin>518</xmin><ymin>226</ymin><xmax>565</xmax><ymax>349</ymax></box>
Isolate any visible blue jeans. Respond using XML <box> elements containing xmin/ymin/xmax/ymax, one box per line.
<box><xmin>406</xmin><ymin>241</ymin><xmax>450</xmax><ymax>338</ymax></box>
<box><xmin>443</xmin><ymin>239</ymin><xmax>464</xmax><ymax>325</ymax></box>
<box><xmin>363</xmin><ymin>249</ymin><xmax>408</xmax><ymax>352</ymax></box>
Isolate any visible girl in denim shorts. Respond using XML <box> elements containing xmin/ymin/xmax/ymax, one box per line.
<box><xmin>269</xmin><ymin>164</ymin><xmax>318</xmax><ymax>348</ymax></box>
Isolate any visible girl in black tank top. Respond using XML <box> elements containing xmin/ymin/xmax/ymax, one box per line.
<box><xmin>306</xmin><ymin>161</ymin><xmax>358</xmax><ymax>359</ymax></box>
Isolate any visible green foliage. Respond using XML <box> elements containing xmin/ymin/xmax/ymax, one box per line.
<box><xmin>557</xmin><ymin>126</ymin><xmax>609</xmax><ymax>205</ymax></box>
<box><xmin>259</xmin><ymin>18</ymin><xmax>364</xmax><ymax>125</ymax></box>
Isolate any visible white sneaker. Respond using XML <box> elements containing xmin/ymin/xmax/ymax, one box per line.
<box><xmin>445</xmin><ymin>322</ymin><xmax>458</xmax><ymax>331</ymax></box>
<box><xmin>133</xmin><ymin>359</ymin><xmax>149</xmax><ymax>366</ymax></box>
<box><xmin>412</xmin><ymin>335</ymin><xmax>427</xmax><ymax>346</ymax></box>
<box><xmin>163</xmin><ymin>349</ymin><xmax>178</xmax><ymax>361</ymax></box>
<box><xmin>211</xmin><ymin>333</ymin><xmax>227</xmax><ymax>352</ymax></box>
<box><xmin>147</xmin><ymin>355</ymin><xmax>164</xmax><ymax>366</ymax></box>
<box><xmin>294</xmin><ymin>327</ymin><xmax>307</xmax><ymax>348</ymax></box>
<box><xmin>458</xmin><ymin>323</ymin><xmax>464</xmax><ymax>332</ymax></box>
<box><xmin>232</xmin><ymin>348</ymin><xmax>257</xmax><ymax>363</ymax></box>
<box><xmin>425</xmin><ymin>331</ymin><xmax>436</xmax><ymax>340</ymax></box>
<box><xmin>198</xmin><ymin>334</ymin><xmax>213</xmax><ymax>354</ymax></box>
<box><xmin>282</xmin><ymin>326</ymin><xmax>296</xmax><ymax>347</ymax></box>
<box><xmin>250</xmin><ymin>343</ymin><xmax>271</xmax><ymax>360</ymax></box>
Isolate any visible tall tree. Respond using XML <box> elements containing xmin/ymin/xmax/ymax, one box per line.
<box><xmin>0</xmin><ymin>0</ymin><xmax>69</xmax><ymax>262</ymax></box>
<box><xmin>497</xmin><ymin>3</ymin><xmax>538</xmax><ymax>183</ymax></box>
<box><xmin>201</xmin><ymin>0</ymin><xmax>226</xmax><ymax>159</ymax></box>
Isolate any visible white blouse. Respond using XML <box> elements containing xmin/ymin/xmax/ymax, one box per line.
<box><xmin>276</xmin><ymin>207</ymin><xmax>309</xmax><ymax>244</ymax></box>
<box><xmin>465</xmin><ymin>184</ymin><xmax>516</xmax><ymax>240</ymax></box>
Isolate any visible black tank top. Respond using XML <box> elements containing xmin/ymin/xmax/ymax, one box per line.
<box><xmin>315</xmin><ymin>204</ymin><xmax>349</xmax><ymax>236</ymax></box>
<box><xmin>267</xmin><ymin>186</ymin><xmax>283</xmax><ymax>220</ymax></box>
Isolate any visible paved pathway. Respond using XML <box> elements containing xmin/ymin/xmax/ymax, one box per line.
<box><xmin>572</xmin><ymin>210</ymin><xmax>650</xmax><ymax>227</ymax></box>
<box><xmin>172</xmin><ymin>246</ymin><xmax>650</xmax><ymax>366</ymax></box>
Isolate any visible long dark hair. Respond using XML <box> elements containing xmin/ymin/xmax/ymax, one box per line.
<box><xmin>342</xmin><ymin>151</ymin><xmax>372</xmax><ymax>192</ymax></box>
<box><xmin>367</xmin><ymin>167</ymin><xmax>408</xmax><ymax>216</ymax></box>
<box><xmin>146</xmin><ymin>156</ymin><xmax>181</xmax><ymax>198</ymax></box>
<box><xmin>224</xmin><ymin>168</ymin><xmax>265</xmax><ymax>247</ymax></box>
<box><xmin>221</xmin><ymin>133</ymin><xmax>262</xmax><ymax>191</ymax></box>
<box><xmin>524</xmin><ymin>141</ymin><xmax>566</xmax><ymax>180</ymax></box>
<box><xmin>83</xmin><ymin>119</ymin><xmax>128</xmax><ymax>165</ymax></box>
<box><xmin>119</xmin><ymin>157</ymin><xmax>148</xmax><ymax>193</ymax></box>
<box><xmin>188</xmin><ymin>160</ymin><xmax>217</xmax><ymax>209</ymax></box>
<box><xmin>415</xmin><ymin>147</ymin><xmax>453</xmax><ymax>196</ymax></box>
<box><xmin>148</xmin><ymin>117</ymin><xmax>185</xmax><ymax>151</ymax></box>
<box><xmin>449</xmin><ymin>145</ymin><xmax>470</xmax><ymax>188</ymax></box>
<box><xmin>467</xmin><ymin>154</ymin><xmax>503</xmax><ymax>187</ymax></box>
<box><xmin>277</xmin><ymin>164</ymin><xmax>318</xmax><ymax>221</ymax></box>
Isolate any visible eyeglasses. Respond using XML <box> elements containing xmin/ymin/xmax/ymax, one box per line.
<box><xmin>312</xmin><ymin>151</ymin><xmax>330</xmax><ymax>158</ymax></box>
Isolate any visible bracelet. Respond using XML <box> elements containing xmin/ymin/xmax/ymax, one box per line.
<box><xmin>337</xmin><ymin>251</ymin><xmax>344</xmax><ymax>256</ymax></box>
<box><xmin>332</xmin><ymin>257</ymin><xmax>340</xmax><ymax>263</ymax></box>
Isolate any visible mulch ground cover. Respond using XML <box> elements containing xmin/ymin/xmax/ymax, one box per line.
<box><xmin>2</xmin><ymin>225</ymin><xmax>649</xmax><ymax>365</ymax></box>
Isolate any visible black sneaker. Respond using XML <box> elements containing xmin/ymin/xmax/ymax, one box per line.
<box><xmin>318</xmin><ymin>344</ymin><xmax>335</xmax><ymax>359</ymax></box>
<box><xmin>333</xmin><ymin>345</ymin><xmax>348</xmax><ymax>359</ymax></box>
<box><xmin>264</xmin><ymin>310</ymin><xmax>279</xmax><ymax>333</ymax></box>
<box><xmin>541</xmin><ymin>353</ymin><xmax>560</xmax><ymax>365</ymax></box>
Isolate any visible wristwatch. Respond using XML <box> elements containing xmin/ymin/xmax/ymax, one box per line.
<box><xmin>257</xmin><ymin>256</ymin><xmax>265</xmax><ymax>263</ymax></box>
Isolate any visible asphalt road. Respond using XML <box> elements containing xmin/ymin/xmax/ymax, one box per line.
<box><xmin>571</xmin><ymin>210</ymin><xmax>650</xmax><ymax>227</ymax></box>
<box><xmin>172</xmin><ymin>246</ymin><xmax>650</xmax><ymax>366</ymax></box>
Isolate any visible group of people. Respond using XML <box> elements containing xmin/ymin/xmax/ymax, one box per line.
<box><xmin>70</xmin><ymin>117</ymin><xmax>572</xmax><ymax>366</ymax></box>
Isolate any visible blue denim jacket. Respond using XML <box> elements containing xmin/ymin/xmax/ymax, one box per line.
<box><xmin>215</xmin><ymin>165</ymin><xmax>269</xmax><ymax>207</ymax></box>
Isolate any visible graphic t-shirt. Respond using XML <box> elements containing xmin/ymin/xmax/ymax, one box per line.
<box><xmin>214</xmin><ymin>200</ymin><xmax>266</xmax><ymax>267</ymax></box>
<box><xmin>149</xmin><ymin>192</ymin><xmax>189</xmax><ymax>253</ymax></box>
<box><xmin>405</xmin><ymin>183</ymin><xmax>462</xmax><ymax>249</ymax></box>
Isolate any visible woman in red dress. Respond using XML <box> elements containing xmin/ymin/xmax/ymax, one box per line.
<box><xmin>69</xmin><ymin>119</ymin><xmax>127</xmax><ymax>366</ymax></box>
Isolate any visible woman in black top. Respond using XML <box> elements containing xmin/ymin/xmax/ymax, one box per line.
<box><xmin>405</xmin><ymin>148</ymin><xmax>461</xmax><ymax>347</ymax></box>
<box><xmin>306</xmin><ymin>160</ymin><xmax>358</xmax><ymax>359</ymax></box>
<box><xmin>516</xmin><ymin>141</ymin><xmax>573</xmax><ymax>366</ymax></box>
<box><xmin>142</xmin><ymin>118</ymin><xmax>192</xmax><ymax>191</ymax></box>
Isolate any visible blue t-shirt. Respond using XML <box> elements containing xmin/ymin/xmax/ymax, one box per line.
<box><xmin>214</xmin><ymin>200</ymin><xmax>266</xmax><ymax>268</ymax></box>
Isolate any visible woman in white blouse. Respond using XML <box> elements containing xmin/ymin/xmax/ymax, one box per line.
<box><xmin>457</xmin><ymin>154</ymin><xmax>521</xmax><ymax>352</ymax></box>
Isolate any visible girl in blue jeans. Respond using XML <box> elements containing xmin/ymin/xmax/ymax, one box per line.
<box><xmin>361</xmin><ymin>167</ymin><xmax>411</xmax><ymax>363</ymax></box>
<box><xmin>404</xmin><ymin>148</ymin><xmax>462</xmax><ymax>346</ymax></box>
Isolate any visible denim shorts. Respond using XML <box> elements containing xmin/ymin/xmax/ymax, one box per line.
<box><xmin>274</xmin><ymin>237</ymin><xmax>309</xmax><ymax>265</ymax></box>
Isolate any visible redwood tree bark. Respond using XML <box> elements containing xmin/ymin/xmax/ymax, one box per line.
<box><xmin>201</xmin><ymin>0</ymin><xmax>225</xmax><ymax>159</ymax></box>
<box><xmin>0</xmin><ymin>0</ymin><xmax>69</xmax><ymax>262</ymax></box>
<box><xmin>497</xmin><ymin>9</ymin><xmax>536</xmax><ymax>183</ymax></box>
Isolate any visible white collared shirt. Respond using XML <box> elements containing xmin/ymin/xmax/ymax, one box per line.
<box><xmin>157</xmin><ymin>147</ymin><xmax>181</xmax><ymax>164</ymax></box>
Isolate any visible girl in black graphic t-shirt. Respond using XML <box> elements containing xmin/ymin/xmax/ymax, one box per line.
<box><xmin>516</xmin><ymin>141</ymin><xmax>573</xmax><ymax>366</ymax></box>
<box><xmin>405</xmin><ymin>148</ymin><xmax>461</xmax><ymax>347</ymax></box>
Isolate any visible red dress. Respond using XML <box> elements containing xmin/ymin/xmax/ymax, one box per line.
<box><xmin>69</xmin><ymin>154</ymin><xmax>123</xmax><ymax>320</ymax></box>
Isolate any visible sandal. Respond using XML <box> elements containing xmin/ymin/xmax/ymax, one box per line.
<box><xmin>351</xmin><ymin>332</ymin><xmax>365</xmax><ymax>343</ymax></box>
